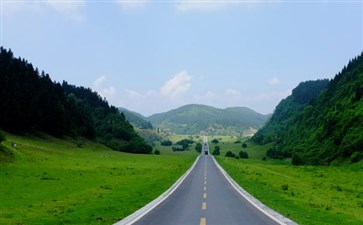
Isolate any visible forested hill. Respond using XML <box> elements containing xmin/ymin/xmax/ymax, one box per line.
<box><xmin>252</xmin><ymin>79</ymin><xmax>329</xmax><ymax>144</ymax></box>
<box><xmin>148</xmin><ymin>104</ymin><xmax>268</xmax><ymax>135</ymax></box>
<box><xmin>253</xmin><ymin>53</ymin><xmax>363</xmax><ymax>165</ymax></box>
<box><xmin>118</xmin><ymin>107</ymin><xmax>153</xmax><ymax>129</ymax></box>
<box><xmin>0</xmin><ymin>47</ymin><xmax>151</xmax><ymax>154</ymax></box>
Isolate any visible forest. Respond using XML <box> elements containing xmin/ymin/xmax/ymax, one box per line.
<box><xmin>253</xmin><ymin>53</ymin><xmax>363</xmax><ymax>165</ymax></box>
<box><xmin>0</xmin><ymin>47</ymin><xmax>152</xmax><ymax>154</ymax></box>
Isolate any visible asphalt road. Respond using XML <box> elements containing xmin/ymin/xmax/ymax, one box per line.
<box><xmin>133</xmin><ymin>153</ymin><xmax>281</xmax><ymax>225</ymax></box>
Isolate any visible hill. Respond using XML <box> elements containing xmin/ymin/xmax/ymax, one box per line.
<box><xmin>252</xmin><ymin>79</ymin><xmax>329</xmax><ymax>144</ymax></box>
<box><xmin>148</xmin><ymin>104</ymin><xmax>268</xmax><ymax>136</ymax></box>
<box><xmin>0</xmin><ymin>47</ymin><xmax>151</xmax><ymax>154</ymax></box>
<box><xmin>118</xmin><ymin>107</ymin><xmax>153</xmax><ymax>129</ymax></box>
<box><xmin>253</xmin><ymin>53</ymin><xmax>363</xmax><ymax>165</ymax></box>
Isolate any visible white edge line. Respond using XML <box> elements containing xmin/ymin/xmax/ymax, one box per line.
<box><xmin>113</xmin><ymin>155</ymin><xmax>201</xmax><ymax>225</ymax></box>
<box><xmin>211</xmin><ymin>156</ymin><xmax>298</xmax><ymax>225</ymax></box>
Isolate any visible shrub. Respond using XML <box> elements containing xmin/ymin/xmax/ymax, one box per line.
<box><xmin>0</xmin><ymin>130</ymin><xmax>6</xmax><ymax>144</ymax></box>
<box><xmin>242</xmin><ymin>143</ymin><xmax>247</xmax><ymax>148</ymax></box>
<box><xmin>235</xmin><ymin>156</ymin><xmax>240</xmax><ymax>159</ymax></box>
<box><xmin>225</xmin><ymin>151</ymin><xmax>235</xmax><ymax>158</ymax></box>
<box><xmin>239</xmin><ymin>151</ymin><xmax>249</xmax><ymax>159</ymax></box>
<box><xmin>351</xmin><ymin>152</ymin><xmax>363</xmax><ymax>163</ymax></box>
<box><xmin>212</xmin><ymin>146</ymin><xmax>220</xmax><ymax>155</ymax></box>
<box><xmin>160</xmin><ymin>140</ymin><xmax>172</xmax><ymax>146</ymax></box>
<box><xmin>211</xmin><ymin>139</ymin><xmax>219</xmax><ymax>144</ymax></box>
<box><xmin>262</xmin><ymin>156</ymin><xmax>266</xmax><ymax>161</ymax></box>
<box><xmin>282</xmin><ymin>184</ymin><xmax>289</xmax><ymax>191</ymax></box>
<box><xmin>195</xmin><ymin>143</ymin><xmax>202</xmax><ymax>153</ymax></box>
<box><xmin>154</xmin><ymin>149</ymin><xmax>160</xmax><ymax>155</ymax></box>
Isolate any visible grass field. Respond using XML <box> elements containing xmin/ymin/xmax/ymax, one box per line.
<box><xmin>0</xmin><ymin>134</ymin><xmax>197</xmax><ymax>225</ymax></box>
<box><xmin>212</xmin><ymin>139</ymin><xmax>363</xmax><ymax>225</ymax></box>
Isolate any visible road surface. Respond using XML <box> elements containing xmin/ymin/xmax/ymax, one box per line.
<box><xmin>132</xmin><ymin>149</ymin><xmax>281</xmax><ymax>225</ymax></box>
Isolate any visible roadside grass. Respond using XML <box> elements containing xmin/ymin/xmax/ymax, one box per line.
<box><xmin>214</xmin><ymin>139</ymin><xmax>363</xmax><ymax>225</ymax></box>
<box><xmin>0</xmin><ymin>134</ymin><xmax>197</xmax><ymax>225</ymax></box>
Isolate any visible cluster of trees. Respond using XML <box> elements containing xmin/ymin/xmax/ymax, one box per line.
<box><xmin>0</xmin><ymin>47</ymin><xmax>151</xmax><ymax>154</ymax></box>
<box><xmin>212</xmin><ymin>146</ymin><xmax>220</xmax><ymax>155</ymax></box>
<box><xmin>253</xmin><ymin>53</ymin><xmax>363</xmax><ymax>164</ymax></box>
<box><xmin>118</xmin><ymin>107</ymin><xmax>153</xmax><ymax>129</ymax></box>
<box><xmin>172</xmin><ymin>139</ymin><xmax>194</xmax><ymax>151</ymax></box>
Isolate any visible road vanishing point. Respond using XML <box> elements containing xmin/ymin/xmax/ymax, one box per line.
<box><xmin>116</xmin><ymin>137</ymin><xmax>296</xmax><ymax>225</ymax></box>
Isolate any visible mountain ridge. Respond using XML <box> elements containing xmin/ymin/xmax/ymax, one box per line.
<box><xmin>147</xmin><ymin>104</ymin><xmax>268</xmax><ymax>136</ymax></box>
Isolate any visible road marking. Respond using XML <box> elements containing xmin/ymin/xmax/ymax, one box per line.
<box><xmin>202</xmin><ymin>202</ymin><xmax>207</xmax><ymax>210</ymax></box>
<box><xmin>204</xmin><ymin>186</ymin><xmax>206</xmax><ymax>191</ymax></box>
<box><xmin>203</xmin><ymin>193</ymin><xmax>207</xmax><ymax>198</ymax></box>
<box><xmin>200</xmin><ymin>217</ymin><xmax>206</xmax><ymax>225</ymax></box>
<box><xmin>204</xmin><ymin>176</ymin><xmax>207</xmax><ymax>180</ymax></box>
<box><xmin>204</xmin><ymin>180</ymin><xmax>207</xmax><ymax>185</ymax></box>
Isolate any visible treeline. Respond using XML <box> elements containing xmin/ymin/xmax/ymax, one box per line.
<box><xmin>0</xmin><ymin>47</ymin><xmax>151</xmax><ymax>154</ymax></box>
<box><xmin>253</xmin><ymin>53</ymin><xmax>363</xmax><ymax>165</ymax></box>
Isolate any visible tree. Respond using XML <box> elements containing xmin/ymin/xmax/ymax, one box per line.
<box><xmin>239</xmin><ymin>150</ymin><xmax>249</xmax><ymax>159</ymax></box>
<box><xmin>212</xmin><ymin>146</ymin><xmax>220</xmax><ymax>155</ymax></box>
<box><xmin>211</xmin><ymin>139</ymin><xmax>219</xmax><ymax>144</ymax></box>
<box><xmin>242</xmin><ymin>143</ymin><xmax>247</xmax><ymax>148</ymax></box>
<box><xmin>195</xmin><ymin>143</ymin><xmax>202</xmax><ymax>153</ymax></box>
<box><xmin>161</xmin><ymin>140</ymin><xmax>172</xmax><ymax>146</ymax></box>
<box><xmin>225</xmin><ymin>151</ymin><xmax>235</xmax><ymax>158</ymax></box>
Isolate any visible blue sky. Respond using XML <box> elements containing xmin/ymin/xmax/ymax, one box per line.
<box><xmin>2</xmin><ymin>1</ymin><xmax>362</xmax><ymax>116</ymax></box>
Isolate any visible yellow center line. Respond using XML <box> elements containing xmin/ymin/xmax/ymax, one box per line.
<box><xmin>202</xmin><ymin>202</ymin><xmax>207</xmax><ymax>210</ymax></box>
<box><xmin>204</xmin><ymin>180</ymin><xmax>207</xmax><ymax>185</ymax></box>
<box><xmin>204</xmin><ymin>186</ymin><xmax>207</xmax><ymax>191</ymax></box>
<box><xmin>200</xmin><ymin>217</ymin><xmax>206</xmax><ymax>225</ymax></box>
<box><xmin>203</xmin><ymin>193</ymin><xmax>207</xmax><ymax>198</ymax></box>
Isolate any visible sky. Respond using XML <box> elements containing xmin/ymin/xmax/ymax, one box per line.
<box><xmin>2</xmin><ymin>0</ymin><xmax>362</xmax><ymax>116</ymax></box>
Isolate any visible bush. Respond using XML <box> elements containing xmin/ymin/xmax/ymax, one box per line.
<box><xmin>225</xmin><ymin>151</ymin><xmax>235</xmax><ymax>158</ymax></box>
<box><xmin>351</xmin><ymin>152</ymin><xmax>363</xmax><ymax>163</ymax></box>
<box><xmin>195</xmin><ymin>143</ymin><xmax>202</xmax><ymax>153</ymax></box>
<box><xmin>239</xmin><ymin>151</ymin><xmax>249</xmax><ymax>159</ymax></box>
<box><xmin>154</xmin><ymin>149</ymin><xmax>160</xmax><ymax>155</ymax></box>
<box><xmin>176</xmin><ymin>139</ymin><xmax>194</xmax><ymax>150</ymax></box>
<box><xmin>262</xmin><ymin>156</ymin><xmax>266</xmax><ymax>161</ymax></box>
<box><xmin>282</xmin><ymin>184</ymin><xmax>289</xmax><ymax>191</ymax></box>
<box><xmin>160</xmin><ymin>140</ymin><xmax>172</xmax><ymax>146</ymax></box>
<box><xmin>242</xmin><ymin>143</ymin><xmax>247</xmax><ymax>148</ymax></box>
<box><xmin>211</xmin><ymin>139</ymin><xmax>219</xmax><ymax>144</ymax></box>
<box><xmin>0</xmin><ymin>130</ymin><xmax>6</xmax><ymax>144</ymax></box>
<box><xmin>292</xmin><ymin>153</ymin><xmax>304</xmax><ymax>165</ymax></box>
<box><xmin>235</xmin><ymin>156</ymin><xmax>240</xmax><ymax>159</ymax></box>
<box><xmin>212</xmin><ymin>146</ymin><xmax>220</xmax><ymax>155</ymax></box>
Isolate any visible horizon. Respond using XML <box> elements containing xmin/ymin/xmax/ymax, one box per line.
<box><xmin>2</xmin><ymin>1</ymin><xmax>362</xmax><ymax>116</ymax></box>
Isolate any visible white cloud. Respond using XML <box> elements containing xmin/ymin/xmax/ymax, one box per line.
<box><xmin>267</xmin><ymin>77</ymin><xmax>280</xmax><ymax>86</ymax></box>
<box><xmin>161</xmin><ymin>70</ymin><xmax>192</xmax><ymax>98</ymax></box>
<box><xmin>115</xmin><ymin>0</ymin><xmax>147</xmax><ymax>10</ymax></box>
<box><xmin>176</xmin><ymin>1</ymin><xmax>240</xmax><ymax>13</ymax></box>
<box><xmin>45</xmin><ymin>0</ymin><xmax>86</xmax><ymax>22</ymax></box>
<box><xmin>2</xmin><ymin>0</ymin><xmax>85</xmax><ymax>22</ymax></box>
<box><xmin>92</xmin><ymin>75</ymin><xmax>117</xmax><ymax>101</ymax></box>
<box><xmin>2</xmin><ymin>1</ymin><xmax>41</xmax><ymax>16</ymax></box>
<box><xmin>226</xmin><ymin>88</ymin><xmax>241</xmax><ymax>97</ymax></box>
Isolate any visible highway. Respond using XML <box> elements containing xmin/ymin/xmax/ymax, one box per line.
<box><xmin>130</xmin><ymin>138</ymin><xmax>282</xmax><ymax>225</ymax></box>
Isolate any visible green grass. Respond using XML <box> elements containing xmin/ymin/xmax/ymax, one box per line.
<box><xmin>213</xmin><ymin>139</ymin><xmax>363</xmax><ymax>225</ymax></box>
<box><xmin>0</xmin><ymin>134</ymin><xmax>197</xmax><ymax>225</ymax></box>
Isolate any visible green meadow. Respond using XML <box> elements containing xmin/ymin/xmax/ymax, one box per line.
<box><xmin>0</xmin><ymin>134</ymin><xmax>197</xmax><ymax>225</ymax></box>
<box><xmin>213</xmin><ymin>139</ymin><xmax>363</xmax><ymax>225</ymax></box>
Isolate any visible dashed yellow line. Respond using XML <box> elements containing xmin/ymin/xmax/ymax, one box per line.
<box><xmin>204</xmin><ymin>180</ymin><xmax>207</xmax><ymax>185</ymax></box>
<box><xmin>202</xmin><ymin>202</ymin><xmax>207</xmax><ymax>210</ymax></box>
<box><xmin>204</xmin><ymin>186</ymin><xmax>207</xmax><ymax>191</ymax></box>
<box><xmin>203</xmin><ymin>193</ymin><xmax>207</xmax><ymax>198</ymax></box>
<box><xmin>200</xmin><ymin>217</ymin><xmax>206</xmax><ymax>225</ymax></box>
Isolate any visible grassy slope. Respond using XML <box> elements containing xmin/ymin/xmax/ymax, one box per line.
<box><xmin>213</xmin><ymin>139</ymin><xmax>363</xmax><ymax>225</ymax></box>
<box><xmin>0</xmin><ymin>134</ymin><xmax>196</xmax><ymax>225</ymax></box>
